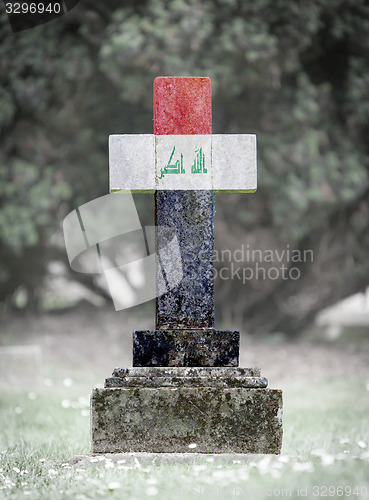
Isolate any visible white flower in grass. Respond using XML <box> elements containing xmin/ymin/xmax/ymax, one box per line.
<box><xmin>211</xmin><ymin>469</ymin><xmax>222</xmax><ymax>478</ymax></box>
<box><xmin>292</xmin><ymin>462</ymin><xmax>314</xmax><ymax>472</ymax></box>
<box><xmin>63</xmin><ymin>378</ymin><xmax>73</xmax><ymax>387</ymax></box>
<box><xmin>116</xmin><ymin>459</ymin><xmax>126</xmax><ymax>464</ymax></box>
<box><xmin>27</xmin><ymin>392</ymin><xmax>37</xmax><ymax>400</ymax></box>
<box><xmin>272</xmin><ymin>461</ymin><xmax>283</xmax><ymax>470</ymax></box>
<box><xmin>311</xmin><ymin>449</ymin><xmax>325</xmax><ymax>457</ymax></box>
<box><xmin>24</xmin><ymin>491</ymin><xmax>31</xmax><ymax>496</ymax></box>
<box><xmin>256</xmin><ymin>455</ymin><xmax>272</xmax><ymax>474</ymax></box>
<box><xmin>4</xmin><ymin>477</ymin><xmax>14</xmax><ymax>487</ymax></box>
<box><xmin>271</xmin><ymin>468</ymin><xmax>281</xmax><ymax>479</ymax></box>
<box><xmin>48</xmin><ymin>469</ymin><xmax>58</xmax><ymax>477</ymax></box>
<box><xmin>78</xmin><ymin>396</ymin><xmax>89</xmax><ymax>407</ymax></box>
<box><xmin>358</xmin><ymin>440</ymin><xmax>367</xmax><ymax>449</ymax></box>
<box><xmin>193</xmin><ymin>464</ymin><xmax>207</xmax><ymax>472</ymax></box>
<box><xmin>212</xmin><ymin>469</ymin><xmax>233</xmax><ymax>479</ymax></box>
<box><xmin>188</xmin><ymin>443</ymin><xmax>197</xmax><ymax>449</ymax></box>
<box><xmin>339</xmin><ymin>438</ymin><xmax>349</xmax><ymax>444</ymax></box>
<box><xmin>321</xmin><ymin>454</ymin><xmax>335</xmax><ymax>467</ymax></box>
<box><xmin>104</xmin><ymin>462</ymin><xmax>114</xmax><ymax>469</ymax></box>
<box><xmin>61</xmin><ymin>400</ymin><xmax>70</xmax><ymax>409</ymax></box>
<box><xmin>238</xmin><ymin>468</ymin><xmax>249</xmax><ymax>481</ymax></box>
<box><xmin>146</xmin><ymin>486</ymin><xmax>159</xmax><ymax>496</ymax></box>
<box><xmin>108</xmin><ymin>482</ymin><xmax>121</xmax><ymax>491</ymax></box>
<box><xmin>13</xmin><ymin>467</ymin><xmax>20</xmax><ymax>474</ymax></box>
<box><xmin>15</xmin><ymin>407</ymin><xmax>22</xmax><ymax>414</ymax></box>
<box><xmin>39</xmin><ymin>459</ymin><xmax>46</xmax><ymax>463</ymax></box>
<box><xmin>117</xmin><ymin>465</ymin><xmax>130</xmax><ymax>470</ymax></box>
<box><xmin>90</xmin><ymin>458</ymin><xmax>99</xmax><ymax>463</ymax></box>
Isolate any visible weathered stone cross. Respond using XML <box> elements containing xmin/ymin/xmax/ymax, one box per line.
<box><xmin>109</xmin><ymin>76</ymin><xmax>257</xmax><ymax>367</ymax></box>
<box><xmin>91</xmin><ymin>77</ymin><xmax>283</xmax><ymax>454</ymax></box>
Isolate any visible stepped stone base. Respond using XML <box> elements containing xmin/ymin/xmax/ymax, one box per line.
<box><xmin>91</xmin><ymin>367</ymin><xmax>283</xmax><ymax>454</ymax></box>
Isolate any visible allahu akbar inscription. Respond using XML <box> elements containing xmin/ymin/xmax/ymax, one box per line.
<box><xmin>159</xmin><ymin>146</ymin><xmax>206</xmax><ymax>179</ymax></box>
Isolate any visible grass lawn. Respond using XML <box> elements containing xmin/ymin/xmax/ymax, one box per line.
<box><xmin>1</xmin><ymin>376</ymin><xmax>369</xmax><ymax>499</ymax></box>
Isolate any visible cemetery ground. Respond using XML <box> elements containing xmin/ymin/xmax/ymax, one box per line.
<box><xmin>1</xmin><ymin>305</ymin><xmax>369</xmax><ymax>499</ymax></box>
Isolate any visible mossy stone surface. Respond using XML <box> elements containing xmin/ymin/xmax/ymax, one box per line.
<box><xmin>106</xmin><ymin>366</ymin><xmax>267</xmax><ymax>389</ymax></box>
<box><xmin>91</xmin><ymin>386</ymin><xmax>283</xmax><ymax>454</ymax></box>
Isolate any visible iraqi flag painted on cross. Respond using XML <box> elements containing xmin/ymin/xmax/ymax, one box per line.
<box><xmin>109</xmin><ymin>77</ymin><xmax>257</xmax><ymax>193</ymax></box>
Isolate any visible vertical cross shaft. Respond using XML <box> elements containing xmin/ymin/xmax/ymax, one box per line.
<box><xmin>133</xmin><ymin>77</ymin><xmax>239</xmax><ymax>366</ymax></box>
<box><xmin>154</xmin><ymin>77</ymin><xmax>214</xmax><ymax>329</ymax></box>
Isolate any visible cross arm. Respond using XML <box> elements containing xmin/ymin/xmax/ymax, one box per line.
<box><xmin>109</xmin><ymin>134</ymin><xmax>257</xmax><ymax>193</ymax></box>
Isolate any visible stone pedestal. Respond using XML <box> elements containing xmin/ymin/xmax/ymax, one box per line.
<box><xmin>133</xmin><ymin>330</ymin><xmax>239</xmax><ymax>367</ymax></box>
<box><xmin>91</xmin><ymin>367</ymin><xmax>283</xmax><ymax>454</ymax></box>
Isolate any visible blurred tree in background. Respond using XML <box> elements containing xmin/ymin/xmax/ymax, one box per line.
<box><xmin>0</xmin><ymin>0</ymin><xmax>369</xmax><ymax>334</ymax></box>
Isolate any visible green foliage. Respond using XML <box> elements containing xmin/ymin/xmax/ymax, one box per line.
<box><xmin>98</xmin><ymin>0</ymin><xmax>369</xmax><ymax>243</ymax></box>
<box><xmin>0</xmin><ymin>160</ymin><xmax>71</xmax><ymax>253</ymax></box>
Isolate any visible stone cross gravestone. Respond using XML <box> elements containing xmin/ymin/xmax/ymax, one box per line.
<box><xmin>91</xmin><ymin>77</ymin><xmax>283</xmax><ymax>454</ymax></box>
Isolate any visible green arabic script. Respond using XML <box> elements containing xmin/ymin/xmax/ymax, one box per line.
<box><xmin>159</xmin><ymin>146</ymin><xmax>207</xmax><ymax>179</ymax></box>
<box><xmin>159</xmin><ymin>146</ymin><xmax>184</xmax><ymax>179</ymax></box>
<box><xmin>191</xmin><ymin>148</ymin><xmax>206</xmax><ymax>174</ymax></box>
